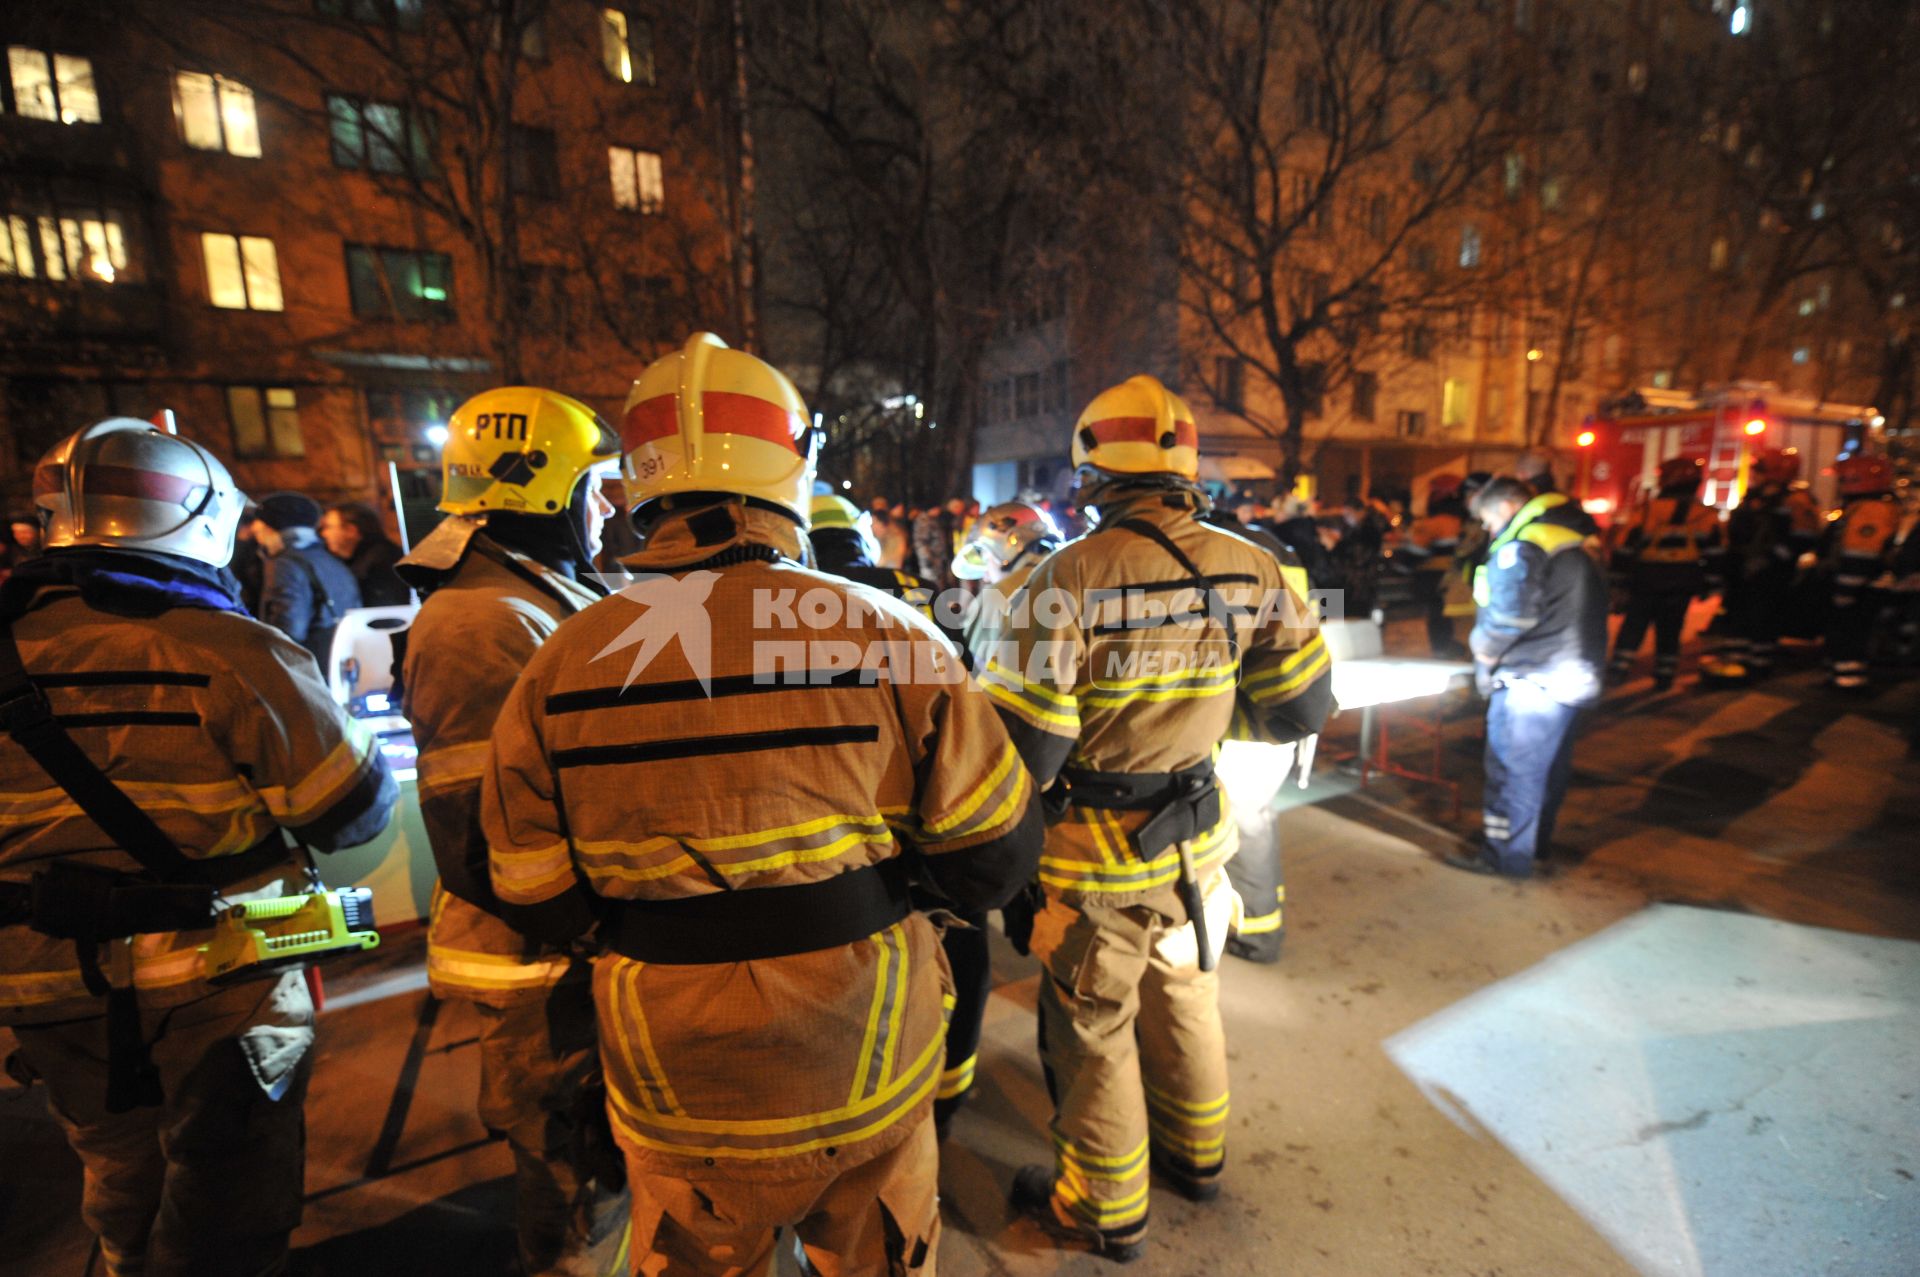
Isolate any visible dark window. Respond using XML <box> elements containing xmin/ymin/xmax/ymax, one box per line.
<box><xmin>1014</xmin><ymin>372</ymin><xmax>1041</xmax><ymax>419</ymax></box>
<box><xmin>515</xmin><ymin>264</ymin><xmax>569</xmax><ymax>330</ymax></box>
<box><xmin>346</xmin><ymin>244</ymin><xmax>453</xmax><ymax>321</ymax></box>
<box><xmin>510</xmin><ymin>126</ymin><xmax>559</xmax><ymax>196</ymax></box>
<box><xmin>1396</xmin><ymin>409</ymin><xmax>1426</xmax><ymax>438</ymax></box>
<box><xmin>1044</xmin><ymin>360</ymin><xmax>1071</xmax><ymax>414</ymax></box>
<box><xmin>316</xmin><ymin>0</ymin><xmax>423</xmax><ymax>31</ymax></box>
<box><xmin>1412</xmin><ymin>154</ymin><xmax>1438</xmax><ymax>187</ymax></box>
<box><xmin>1405</xmin><ymin>325</ymin><xmax>1434</xmax><ymax>359</ymax></box>
<box><xmin>6</xmin><ymin>378</ymin><xmax>150</xmax><ymax>465</ymax></box>
<box><xmin>327</xmin><ymin>94</ymin><xmax>435</xmax><ymax>176</ymax></box>
<box><xmin>1351</xmin><ymin>372</ymin><xmax>1378</xmax><ymax>422</ymax></box>
<box><xmin>1216</xmin><ymin>356</ymin><xmax>1245</xmax><ymax>412</ymax></box>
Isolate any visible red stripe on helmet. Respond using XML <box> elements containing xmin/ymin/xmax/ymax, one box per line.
<box><xmin>622</xmin><ymin>392</ymin><xmax>804</xmax><ymax>454</ymax></box>
<box><xmin>76</xmin><ymin>463</ymin><xmax>204</xmax><ymax>508</ymax></box>
<box><xmin>1086</xmin><ymin>415</ymin><xmax>1198</xmax><ymax>449</ymax></box>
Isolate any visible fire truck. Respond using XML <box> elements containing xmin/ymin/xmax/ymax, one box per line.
<box><xmin>1572</xmin><ymin>382</ymin><xmax>1882</xmax><ymax>525</ymax></box>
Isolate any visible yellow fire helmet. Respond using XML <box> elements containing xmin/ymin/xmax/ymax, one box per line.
<box><xmin>1070</xmin><ymin>374</ymin><xmax>1200</xmax><ymax>481</ymax></box>
<box><xmin>440</xmin><ymin>386</ymin><xmax>619</xmax><ymax>516</ymax></box>
<box><xmin>808</xmin><ymin>493</ymin><xmax>862</xmax><ymax>532</ymax></box>
<box><xmin>621</xmin><ymin>332</ymin><xmax>820</xmax><ymax>524</ymax></box>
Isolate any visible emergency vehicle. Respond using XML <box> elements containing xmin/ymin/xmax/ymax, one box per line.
<box><xmin>1573</xmin><ymin>382</ymin><xmax>1881</xmax><ymax>524</ymax></box>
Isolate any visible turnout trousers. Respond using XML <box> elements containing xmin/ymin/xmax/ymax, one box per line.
<box><xmin>934</xmin><ymin>909</ymin><xmax>990</xmax><ymax>1128</ymax></box>
<box><xmin>9</xmin><ymin>972</ymin><xmax>314</xmax><ymax>1277</ymax></box>
<box><xmin>623</xmin><ymin>1116</ymin><xmax>939</xmax><ymax>1277</ymax></box>
<box><xmin>1483</xmin><ymin>680</ymin><xmax>1581</xmax><ymax>875</ymax></box>
<box><xmin>471</xmin><ymin>964</ymin><xmax>611</xmax><ymax>1277</ymax></box>
<box><xmin>1612</xmin><ymin>590</ymin><xmax>1691</xmax><ymax>684</ymax></box>
<box><xmin>1029</xmin><ymin>870</ymin><xmax>1234</xmax><ymax>1247</ymax></box>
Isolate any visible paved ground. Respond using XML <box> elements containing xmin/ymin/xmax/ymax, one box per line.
<box><xmin>3</xmin><ymin>614</ymin><xmax>1916</xmax><ymax>1276</ymax></box>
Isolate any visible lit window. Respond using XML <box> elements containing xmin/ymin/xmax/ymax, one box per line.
<box><xmin>1792</xmin><ymin>347</ymin><xmax>1810</xmax><ymax>365</ymax></box>
<box><xmin>1709</xmin><ymin>236</ymin><xmax>1729</xmax><ymax>270</ymax></box>
<box><xmin>1541</xmin><ymin>176</ymin><xmax>1565</xmax><ymax>210</ymax></box>
<box><xmin>1442</xmin><ymin>378</ymin><xmax>1468</xmax><ymax>427</ymax></box>
<box><xmin>346</xmin><ymin>244</ymin><xmax>454</xmax><ymax>321</ymax></box>
<box><xmin>227</xmin><ymin>386</ymin><xmax>305</xmax><ymax>458</ymax></box>
<box><xmin>174</xmin><ymin>72</ymin><xmax>261</xmax><ymax>157</ymax></box>
<box><xmin>201</xmin><ymin>233</ymin><xmax>283</xmax><ymax>311</ymax></box>
<box><xmin>1730</xmin><ymin>5</ymin><xmax>1751</xmax><ymax>36</ymax></box>
<box><xmin>1</xmin><ymin>198</ymin><xmax>133</xmax><ymax>285</ymax></box>
<box><xmin>1503</xmin><ymin>152</ymin><xmax>1523</xmax><ymax>198</ymax></box>
<box><xmin>1459</xmin><ymin>224</ymin><xmax>1482</xmax><ymax>268</ymax></box>
<box><xmin>6</xmin><ymin>47</ymin><xmax>100</xmax><ymax>124</ymax></box>
<box><xmin>609</xmin><ymin>145</ymin><xmax>664</xmax><ymax>213</ymax></box>
<box><xmin>602</xmin><ymin>10</ymin><xmax>656</xmax><ymax>85</ymax></box>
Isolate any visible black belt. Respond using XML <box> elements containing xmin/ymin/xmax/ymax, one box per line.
<box><xmin>1059</xmin><ymin>760</ymin><xmax>1215</xmax><ymax>811</ymax></box>
<box><xmin>601</xmin><ymin>857</ymin><xmax>912</xmax><ymax>964</ymax></box>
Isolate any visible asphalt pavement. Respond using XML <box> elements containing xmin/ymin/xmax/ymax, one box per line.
<box><xmin>3</xmin><ymin>613</ymin><xmax>1916</xmax><ymax>1276</ymax></box>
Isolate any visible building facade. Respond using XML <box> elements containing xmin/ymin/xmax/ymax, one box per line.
<box><xmin>0</xmin><ymin>0</ymin><xmax>743</xmax><ymax>524</ymax></box>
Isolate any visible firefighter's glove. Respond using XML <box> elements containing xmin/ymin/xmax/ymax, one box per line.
<box><xmin>1001</xmin><ymin>881</ymin><xmax>1043</xmax><ymax>957</ymax></box>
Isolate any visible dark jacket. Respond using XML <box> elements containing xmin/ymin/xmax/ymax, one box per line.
<box><xmin>347</xmin><ymin>536</ymin><xmax>410</xmax><ymax>608</ymax></box>
<box><xmin>261</xmin><ymin>526</ymin><xmax>362</xmax><ymax>661</ymax></box>
<box><xmin>1471</xmin><ymin>495</ymin><xmax>1608</xmax><ymax>705</ymax></box>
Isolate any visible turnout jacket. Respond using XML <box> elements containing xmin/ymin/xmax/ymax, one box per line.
<box><xmin>978</xmin><ymin>488</ymin><xmax>1331</xmax><ymax>907</ymax></box>
<box><xmin>482</xmin><ymin>501</ymin><xmax>1041</xmax><ymax>1180</ymax></box>
<box><xmin>1826</xmin><ymin>494</ymin><xmax>1901</xmax><ymax>595</ymax></box>
<box><xmin>1613</xmin><ymin>491</ymin><xmax>1723</xmax><ymax>594</ymax></box>
<box><xmin>1725</xmin><ymin>483</ymin><xmax>1821</xmax><ymax>584</ymax></box>
<box><xmin>1471</xmin><ymin>495</ymin><xmax>1609</xmax><ymax>705</ymax></box>
<box><xmin>398</xmin><ymin>520</ymin><xmax>600</xmax><ymax>1006</ymax></box>
<box><xmin>0</xmin><ymin>554</ymin><xmax>395</xmax><ymax>1024</ymax></box>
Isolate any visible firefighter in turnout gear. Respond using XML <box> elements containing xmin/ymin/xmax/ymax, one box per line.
<box><xmin>808</xmin><ymin>493</ymin><xmax>964</xmax><ymax>653</ymax></box>
<box><xmin>810</xmin><ymin>490</ymin><xmax>992</xmax><ymax>1136</ymax></box>
<box><xmin>482</xmin><ymin>334</ymin><xmax>1043</xmax><ymax>1275</ymax></box>
<box><xmin>1701</xmin><ymin>449</ymin><xmax>1823</xmax><ymax>685</ymax></box>
<box><xmin>1400</xmin><ymin>474</ymin><xmax>1468</xmax><ymax>658</ymax></box>
<box><xmin>397</xmin><ymin>386</ymin><xmax>624</xmax><ymax>1275</ymax></box>
<box><xmin>954</xmin><ymin>501</ymin><xmax>1064</xmax><ymax>665</ymax></box>
<box><xmin>0</xmin><ymin>419</ymin><xmax>396</xmax><ymax>1277</ymax></box>
<box><xmin>1608</xmin><ymin>457</ymin><xmax>1722</xmax><ymax>690</ymax></box>
<box><xmin>1198</xmin><ymin>511</ymin><xmax>1315</xmax><ymax>965</ymax></box>
<box><xmin>1824</xmin><ymin>452</ymin><xmax>1900</xmax><ymax>690</ymax></box>
<box><xmin>980</xmin><ymin>376</ymin><xmax>1332</xmax><ymax>1260</ymax></box>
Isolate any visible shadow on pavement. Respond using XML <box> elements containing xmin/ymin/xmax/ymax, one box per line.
<box><xmin>295</xmin><ymin>1175</ymin><xmax>518</xmax><ymax>1277</ymax></box>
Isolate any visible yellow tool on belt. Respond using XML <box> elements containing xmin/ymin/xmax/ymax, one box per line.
<box><xmin>201</xmin><ymin>887</ymin><xmax>380</xmax><ymax>983</ymax></box>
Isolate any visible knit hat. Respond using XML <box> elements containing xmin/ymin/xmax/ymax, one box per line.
<box><xmin>253</xmin><ymin>492</ymin><xmax>322</xmax><ymax>531</ymax></box>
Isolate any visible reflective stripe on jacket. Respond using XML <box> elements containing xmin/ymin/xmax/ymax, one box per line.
<box><xmin>482</xmin><ymin>501</ymin><xmax>1040</xmax><ymax>1181</ymax></box>
<box><xmin>0</xmin><ymin>587</ymin><xmax>395</xmax><ymax>1024</ymax></box>
<box><xmin>400</xmin><ymin>523</ymin><xmax>599</xmax><ymax>1005</ymax></box>
<box><xmin>978</xmin><ymin>490</ymin><xmax>1331</xmax><ymax>906</ymax></box>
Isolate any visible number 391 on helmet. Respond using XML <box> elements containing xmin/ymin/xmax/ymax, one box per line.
<box><xmin>620</xmin><ymin>333</ymin><xmax>822</xmax><ymax>525</ymax></box>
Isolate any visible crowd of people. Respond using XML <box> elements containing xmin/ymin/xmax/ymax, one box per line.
<box><xmin>1</xmin><ymin>342</ymin><xmax>1914</xmax><ymax>1277</ymax></box>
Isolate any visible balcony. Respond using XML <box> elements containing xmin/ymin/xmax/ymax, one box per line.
<box><xmin>0</xmin><ymin>278</ymin><xmax>166</xmax><ymax>350</ymax></box>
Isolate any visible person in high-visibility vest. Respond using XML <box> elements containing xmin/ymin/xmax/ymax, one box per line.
<box><xmin>1608</xmin><ymin>457</ymin><xmax>1723</xmax><ymax>690</ymax></box>
<box><xmin>1824</xmin><ymin>452</ymin><xmax>1901</xmax><ymax>690</ymax></box>
<box><xmin>1449</xmin><ymin>476</ymin><xmax>1607</xmax><ymax>878</ymax></box>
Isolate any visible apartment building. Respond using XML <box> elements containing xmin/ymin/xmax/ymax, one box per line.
<box><xmin>0</xmin><ymin>0</ymin><xmax>742</xmax><ymax>516</ymax></box>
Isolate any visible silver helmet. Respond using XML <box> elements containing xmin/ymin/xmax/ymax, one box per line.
<box><xmin>34</xmin><ymin>418</ymin><xmax>245</xmax><ymax>567</ymax></box>
<box><xmin>953</xmin><ymin>501</ymin><xmax>1062</xmax><ymax>581</ymax></box>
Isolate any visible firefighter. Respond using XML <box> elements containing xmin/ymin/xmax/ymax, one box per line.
<box><xmin>0</xmin><ymin>419</ymin><xmax>396</xmax><ymax>1277</ymax></box>
<box><xmin>807</xmin><ymin>493</ymin><xmax>962</xmax><ymax>648</ymax></box>
<box><xmin>1400</xmin><ymin>474</ymin><xmax>1468</xmax><ymax>658</ymax></box>
<box><xmin>1700</xmin><ymin>448</ymin><xmax>1823</xmax><ymax>684</ymax></box>
<box><xmin>953</xmin><ymin>501</ymin><xmax>1064</xmax><ymax>664</ymax></box>
<box><xmin>979</xmin><ymin>375</ymin><xmax>1331</xmax><ymax>1259</ymax></box>
<box><xmin>1824</xmin><ymin>452</ymin><xmax>1901</xmax><ymax>690</ymax></box>
<box><xmin>1607</xmin><ymin>457</ymin><xmax>1722</xmax><ymax>690</ymax></box>
<box><xmin>1198</xmin><ymin>505</ymin><xmax>1315</xmax><ymax>964</ymax></box>
<box><xmin>1449</xmin><ymin>477</ymin><xmax>1607</xmax><ymax>878</ymax></box>
<box><xmin>810</xmin><ymin>490</ymin><xmax>997</xmax><ymax>1136</ymax></box>
<box><xmin>481</xmin><ymin>334</ymin><xmax>1042</xmax><ymax>1275</ymax></box>
<box><xmin>396</xmin><ymin>387</ymin><xmax>624</xmax><ymax>1276</ymax></box>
